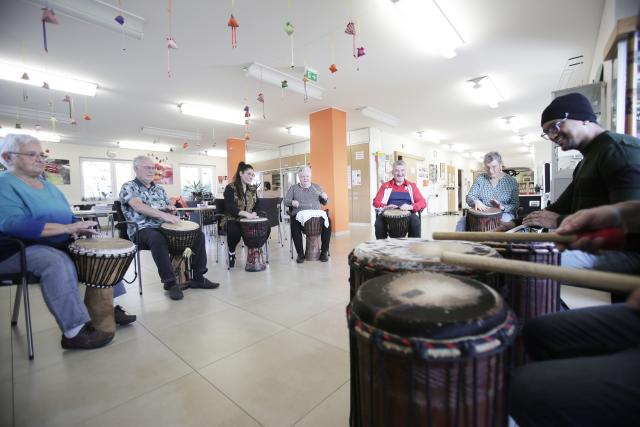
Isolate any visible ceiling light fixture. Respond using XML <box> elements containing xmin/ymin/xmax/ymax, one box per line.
<box><xmin>284</xmin><ymin>125</ymin><xmax>310</xmax><ymax>138</ymax></box>
<box><xmin>357</xmin><ymin>107</ymin><xmax>400</xmax><ymax>127</ymax></box>
<box><xmin>0</xmin><ymin>61</ymin><xmax>98</xmax><ymax>96</ymax></box>
<box><xmin>0</xmin><ymin>104</ymin><xmax>74</xmax><ymax>125</ymax></box>
<box><xmin>117</xmin><ymin>140</ymin><xmax>173</xmax><ymax>152</ymax></box>
<box><xmin>415</xmin><ymin>129</ymin><xmax>444</xmax><ymax>143</ymax></box>
<box><xmin>245</xmin><ymin>62</ymin><xmax>324</xmax><ymax>100</ymax></box>
<box><xmin>178</xmin><ymin>103</ymin><xmax>246</xmax><ymax>125</ymax></box>
<box><xmin>25</xmin><ymin>0</ymin><xmax>145</xmax><ymax>39</ymax></box>
<box><xmin>0</xmin><ymin>126</ymin><xmax>61</xmax><ymax>142</ymax></box>
<box><xmin>389</xmin><ymin>0</ymin><xmax>464</xmax><ymax>59</ymax></box>
<box><xmin>501</xmin><ymin>115</ymin><xmax>522</xmax><ymax>133</ymax></box>
<box><xmin>141</xmin><ymin>126</ymin><xmax>201</xmax><ymax>141</ymax></box>
<box><xmin>466</xmin><ymin>75</ymin><xmax>503</xmax><ymax>109</ymax></box>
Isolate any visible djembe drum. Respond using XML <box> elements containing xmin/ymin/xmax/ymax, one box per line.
<box><xmin>68</xmin><ymin>238</ymin><xmax>136</xmax><ymax>333</ymax></box>
<box><xmin>382</xmin><ymin>209</ymin><xmax>411</xmax><ymax>238</ymax></box>
<box><xmin>467</xmin><ymin>207</ymin><xmax>502</xmax><ymax>232</ymax></box>
<box><xmin>348</xmin><ymin>239</ymin><xmax>502</xmax><ymax>301</ymax></box>
<box><xmin>239</xmin><ymin>217</ymin><xmax>270</xmax><ymax>272</ymax></box>
<box><xmin>303</xmin><ymin>216</ymin><xmax>325</xmax><ymax>261</ymax></box>
<box><xmin>160</xmin><ymin>220</ymin><xmax>200</xmax><ymax>256</ymax></box>
<box><xmin>348</xmin><ymin>271</ymin><xmax>517</xmax><ymax>427</ymax></box>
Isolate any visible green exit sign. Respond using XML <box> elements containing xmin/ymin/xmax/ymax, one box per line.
<box><xmin>304</xmin><ymin>68</ymin><xmax>318</xmax><ymax>82</ymax></box>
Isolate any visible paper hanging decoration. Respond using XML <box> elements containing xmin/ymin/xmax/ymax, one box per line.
<box><xmin>302</xmin><ymin>75</ymin><xmax>309</xmax><ymax>103</ymax></box>
<box><xmin>284</xmin><ymin>21</ymin><xmax>295</xmax><ymax>68</ymax></box>
<box><xmin>166</xmin><ymin>0</ymin><xmax>178</xmax><ymax>77</ymax></box>
<box><xmin>344</xmin><ymin>21</ymin><xmax>356</xmax><ymax>57</ymax></box>
<box><xmin>42</xmin><ymin>82</ymin><xmax>50</xmax><ymax>90</ymax></box>
<box><xmin>114</xmin><ymin>15</ymin><xmax>125</xmax><ymax>25</ymax></box>
<box><xmin>281</xmin><ymin>80</ymin><xmax>288</xmax><ymax>97</ymax></box>
<box><xmin>329</xmin><ymin>63</ymin><xmax>337</xmax><ymax>73</ymax></box>
<box><xmin>357</xmin><ymin>46</ymin><xmax>366</xmax><ymax>57</ymax></box>
<box><xmin>83</xmin><ymin>113</ymin><xmax>91</xmax><ymax>121</ymax></box>
<box><xmin>21</xmin><ymin>72</ymin><xmax>29</xmax><ymax>80</ymax></box>
<box><xmin>257</xmin><ymin>93</ymin><xmax>265</xmax><ymax>118</ymax></box>
<box><xmin>62</xmin><ymin>95</ymin><xmax>74</xmax><ymax>120</ymax></box>
<box><xmin>115</xmin><ymin>14</ymin><xmax>126</xmax><ymax>51</ymax></box>
<box><xmin>228</xmin><ymin>14</ymin><xmax>239</xmax><ymax>48</ymax></box>
<box><xmin>182</xmin><ymin>142</ymin><xmax>189</xmax><ymax>149</ymax></box>
<box><xmin>41</xmin><ymin>8</ymin><xmax>59</xmax><ymax>52</ymax></box>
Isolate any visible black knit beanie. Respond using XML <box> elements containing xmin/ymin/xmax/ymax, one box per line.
<box><xmin>540</xmin><ymin>93</ymin><xmax>597</xmax><ymax>126</ymax></box>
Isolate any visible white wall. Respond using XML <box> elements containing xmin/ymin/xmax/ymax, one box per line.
<box><xmin>40</xmin><ymin>141</ymin><xmax>227</xmax><ymax>203</ymax></box>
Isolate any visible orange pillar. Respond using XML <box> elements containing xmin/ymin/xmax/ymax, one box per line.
<box><xmin>309</xmin><ymin>108</ymin><xmax>349</xmax><ymax>233</ymax></box>
<box><xmin>226</xmin><ymin>138</ymin><xmax>246</xmax><ymax>178</ymax></box>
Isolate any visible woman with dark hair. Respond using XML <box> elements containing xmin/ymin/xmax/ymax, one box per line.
<box><xmin>222</xmin><ymin>161</ymin><xmax>259</xmax><ymax>267</ymax></box>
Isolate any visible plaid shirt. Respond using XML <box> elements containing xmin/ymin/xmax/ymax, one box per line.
<box><xmin>119</xmin><ymin>178</ymin><xmax>171</xmax><ymax>238</ymax></box>
<box><xmin>465</xmin><ymin>173</ymin><xmax>519</xmax><ymax>214</ymax></box>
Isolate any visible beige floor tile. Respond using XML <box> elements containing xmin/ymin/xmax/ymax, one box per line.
<box><xmin>156</xmin><ymin>307</ymin><xmax>284</xmax><ymax>368</ymax></box>
<box><xmin>0</xmin><ymin>337</ymin><xmax>11</xmax><ymax>383</ymax></box>
<box><xmin>293</xmin><ymin>304</ymin><xmax>350</xmax><ymax>351</ymax></box>
<box><xmin>9</xmin><ymin>286</ymin><xmax>59</xmax><ymax>334</ymax></box>
<box><xmin>13</xmin><ymin>334</ymin><xmax>192</xmax><ymax>427</ymax></box>
<box><xmin>0</xmin><ymin>379</ymin><xmax>12</xmax><ymax>427</ymax></box>
<box><xmin>200</xmin><ymin>329</ymin><xmax>349</xmax><ymax>427</ymax></box>
<box><xmin>78</xmin><ymin>373</ymin><xmax>259</xmax><ymax>427</ymax></box>
<box><xmin>0</xmin><ymin>294</ymin><xmax>12</xmax><ymax>343</ymax></box>
<box><xmin>294</xmin><ymin>381</ymin><xmax>350</xmax><ymax>427</ymax></box>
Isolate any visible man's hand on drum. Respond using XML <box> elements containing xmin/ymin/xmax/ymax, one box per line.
<box><xmin>384</xmin><ymin>204</ymin><xmax>398</xmax><ymax>210</ymax></box>
<box><xmin>399</xmin><ymin>203</ymin><xmax>413</xmax><ymax>211</ymax></box>
<box><xmin>555</xmin><ymin>205</ymin><xmax>623</xmax><ymax>253</ymax></box>
<box><xmin>67</xmin><ymin>221</ymin><xmax>99</xmax><ymax>239</ymax></box>
<box><xmin>164</xmin><ymin>204</ymin><xmax>177</xmax><ymax>213</ymax></box>
<box><xmin>473</xmin><ymin>200</ymin><xmax>489</xmax><ymax>211</ymax></box>
<box><xmin>291</xmin><ymin>200</ymin><xmax>300</xmax><ymax>208</ymax></box>
<box><xmin>523</xmin><ymin>210</ymin><xmax>559</xmax><ymax>229</ymax></box>
<box><xmin>161</xmin><ymin>212</ymin><xmax>181</xmax><ymax>224</ymax></box>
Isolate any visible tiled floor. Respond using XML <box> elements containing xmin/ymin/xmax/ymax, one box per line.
<box><xmin>1</xmin><ymin>215</ymin><xmax>610</xmax><ymax>427</ymax></box>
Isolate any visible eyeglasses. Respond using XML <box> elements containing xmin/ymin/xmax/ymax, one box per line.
<box><xmin>541</xmin><ymin>116</ymin><xmax>568</xmax><ymax>140</ymax></box>
<box><xmin>139</xmin><ymin>166</ymin><xmax>156</xmax><ymax>171</ymax></box>
<box><xmin>7</xmin><ymin>152</ymin><xmax>49</xmax><ymax>161</ymax></box>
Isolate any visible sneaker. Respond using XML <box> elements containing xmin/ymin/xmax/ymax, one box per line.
<box><xmin>163</xmin><ymin>281</ymin><xmax>178</xmax><ymax>291</ymax></box>
<box><xmin>188</xmin><ymin>277</ymin><xmax>220</xmax><ymax>289</ymax></box>
<box><xmin>168</xmin><ymin>283</ymin><xmax>184</xmax><ymax>300</ymax></box>
<box><xmin>114</xmin><ymin>305</ymin><xmax>137</xmax><ymax>325</ymax></box>
<box><xmin>61</xmin><ymin>323</ymin><xmax>114</xmax><ymax>350</ymax></box>
<box><xmin>228</xmin><ymin>252</ymin><xmax>236</xmax><ymax>268</ymax></box>
<box><xmin>296</xmin><ymin>254</ymin><xmax>305</xmax><ymax>264</ymax></box>
<box><xmin>319</xmin><ymin>252</ymin><xmax>328</xmax><ymax>262</ymax></box>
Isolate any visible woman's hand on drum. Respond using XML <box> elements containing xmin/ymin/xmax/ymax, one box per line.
<box><xmin>523</xmin><ymin>210</ymin><xmax>559</xmax><ymax>229</ymax></box>
<box><xmin>490</xmin><ymin>199</ymin><xmax>504</xmax><ymax>210</ymax></box>
<box><xmin>161</xmin><ymin>212</ymin><xmax>181</xmax><ymax>224</ymax></box>
<box><xmin>67</xmin><ymin>221</ymin><xmax>99</xmax><ymax>239</ymax></box>
<box><xmin>474</xmin><ymin>200</ymin><xmax>489</xmax><ymax>211</ymax></box>
<box><xmin>399</xmin><ymin>203</ymin><xmax>413</xmax><ymax>211</ymax></box>
<box><xmin>240</xmin><ymin>211</ymin><xmax>258</xmax><ymax>219</ymax></box>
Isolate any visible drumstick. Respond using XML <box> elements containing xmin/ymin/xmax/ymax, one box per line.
<box><xmin>432</xmin><ymin>228</ymin><xmax>626</xmax><ymax>250</ymax></box>
<box><xmin>440</xmin><ymin>251</ymin><xmax>640</xmax><ymax>295</ymax></box>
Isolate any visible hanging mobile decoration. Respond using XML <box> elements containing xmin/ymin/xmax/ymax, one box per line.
<box><xmin>115</xmin><ymin>0</ymin><xmax>126</xmax><ymax>52</ymax></box>
<box><xmin>41</xmin><ymin>8</ymin><xmax>59</xmax><ymax>53</ymax></box>
<box><xmin>357</xmin><ymin>46</ymin><xmax>366</xmax><ymax>58</ymax></box>
<box><xmin>284</xmin><ymin>21</ymin><xmax>295</xmax><ymax>68</ymax></box>
<box><xmin>329</xmin><ymin>64</ymin><xmax>338</xmax><ymax>74</ymax></box>
<box><xmin>42</xmin><ymin>82</ymin><xmax>50</xmax><ymax>90</ymax></box>
<box><xmin>166</xmin><ymin>0</ymin><xmax>178</xmax><ymax>77</ymax></box>
<box><xmin>243</xmin><ymin>105</ymin><xmax>251</xmax><ymax>140</ymax></box>
<box><xmin>228</xmin><ymin>14</ymin><xmax>239</xmax><ymax>48</ymax></box>
<box><xmin>302</xmin><ymin>75</ymin><xmax>309</xmax><ymax>103</ymax></box>
<box><xmin>257</xmin><ymin>93</ymin><xmax>265</xmax><ymax>119</ymax></box>
<box><xmin>62</xmin><ymin>95</ymin><xmax>75</xmax><ymax>123</ymax></box>
<box><xmin>281</xmin><ymin>80</ymin><xmax>288</xmax><ymax>98</ymax></box>
<box><xmin>344</xmin><ymin>21</ymin><xmax>356</xmax><ymax>57</ymax></box>
<box><xmin>182</xmin><ymin>142</ymin><xmax>189</xmax><ymax>150</ymax></box>
<box><xmin>83</xmin><ymin>97</ymin><xmax>92</xmax><ymax>121</ymax></box>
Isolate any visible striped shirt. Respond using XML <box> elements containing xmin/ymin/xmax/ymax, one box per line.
<box><xmin>283</xmin><ymin>183</ymin><xmax>328</xmax><ymax>217</ymax></box>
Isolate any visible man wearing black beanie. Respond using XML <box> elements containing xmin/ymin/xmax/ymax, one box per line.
<box><xmin>524</xmin><ymin>92</ymin><xmax>640</xmax><ymax>276</ymax></box>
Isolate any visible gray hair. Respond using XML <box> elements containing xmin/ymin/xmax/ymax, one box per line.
<box><xmin>132</xmin><ymin>155</ymin><xmax>153</xmax><ymax>167</ymax></box>
<box><xmin>392</xmin><ymin>159</ymin><xmax>407</xmax><ymax>169</ymax></box>
<box><xmin>297</xmin><ymin>165</ymin><xmax>311</xmax><ymax>176</ymax></box>
<box><xmin>483</xmin><ymin>152</ymin><xmax>502</xmax><ymax>165</ymax></box>
<box><xmin>0</xmin><ymin>134</ymin><xmax>41</xmax><ymax>167</ymax></box>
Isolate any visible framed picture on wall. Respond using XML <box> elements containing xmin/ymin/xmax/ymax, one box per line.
<box><xmin>439</xmin><ymin>162</ymin><xmax>446</xmax><ymax>180</ymax></box>
<box><xmin>429</xmin><ymin>164</ymin><xmax>437</xmax><ymax>182</ymax></box>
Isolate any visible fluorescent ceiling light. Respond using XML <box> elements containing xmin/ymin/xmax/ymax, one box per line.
<box><xmin>0</xmin><ymin>104</ymin><xmax>74</xmax><ymax>125</ymax></box>
<box><xmin>358</xmin><ymin>107</ymin><xmax>400</xmax><ymax>127</ymax></box>
<box><xmin>179</xmin><ymin>103</ymin><xmax>246</xmax><ymax>125</ymax></box>
<box><xmin>390</xmin><ymin>0</ymin><xmax>464</xmax><ymax>59</ymax></box>
<box><xmin>285</xmin><ymin>125</ymin><xmax>310</xmax><ymax>138</ymax></box>
<box><xmin>25</xmin><ymin>0</ymin><xmax>145</xmax><ymax>39</ymax></box>
<box><xmin>0</xmin><ymin>126</ymin><xmax>61</xmax><ymax>142</ymax></box>
<box><xmin>141</xmin><ymin>126</ymin><xmax>201</xmax><ymax>141</ymax></box>
<box><xmin>466</xmin><ymin>76</ymin><xmax>503</xmax><ymax>109</ymax></box>
<box><xmin>205</xmin><ymin>149</ymin><xmax>227</xmax><ymax>157</ymax></box>
<box><xmin>245</xmin><ymin>62</ymin><xmax>324</xmax><ymax>100</ymax></box>
<box><xmin>0</xmin><ymin>61</ymin><xmax>98</xmax><ymax>96</ymax></box>
<box><xmin>118</xmin><ymin>140</ymin><xmax>172</xmax><ymax>152</ymax></box>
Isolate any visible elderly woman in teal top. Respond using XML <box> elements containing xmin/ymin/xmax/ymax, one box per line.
<box><xmin>0</xmin><ymin>134</ymin><xmax>135</xmax><ymax>350</ymax></box>
<box><xmin>456</xmin><ymin>152</ymin><xmax>519</xmax><ymax>231</ymax></box>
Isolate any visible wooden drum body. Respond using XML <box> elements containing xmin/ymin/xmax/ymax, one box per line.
<box><xmin>348</xmin><ymin>271</ymin><xmax>517</xmax><ymax>427</ymax></box>
<box><xmin>348</xmin><ymin>239</ymin><xmax>502</xmax><ymax>301</ymax></box>
<box><xmin>239</xmin><ymin>217</ymin><xmax>270</xmax><ymax>272</ymax></box>
<box><xmin>68</xmin><ymin>238</ymin><xmax>136</xmax><ymax>333</ymax></box>
<box><xmin>467</xmin><ymin>208</ymin><xmax>502</xmax><ymax>232</ymax></box>
<box><xmin>160</xmin><ymin>220</ymin><xmax>201</xmax><ymax>256</ymax></box>
<box><xmin>382</xmin><ymin>209</ymin><xmax>411</xmax><ymax>238</ymax></box>
<box><xmin>303</xmin><ymin>216</ymin><xmax>324</xmax><ymax>261</ymax></box>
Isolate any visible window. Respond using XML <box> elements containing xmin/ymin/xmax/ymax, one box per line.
<box><xmin>180</xmin><ymin>164</ymin><xmax>216</xmax><ymax>196</ymax></box>
<box><xmin>80</xmin><ymin>158</ymin><xmax>134</xmax><ymax>201</ymax></box>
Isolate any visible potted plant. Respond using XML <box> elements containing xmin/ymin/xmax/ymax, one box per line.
<box><xmin>183</xmin><ymin>180</ymin><xmax>205</xmax><ymax>202</ymax></box>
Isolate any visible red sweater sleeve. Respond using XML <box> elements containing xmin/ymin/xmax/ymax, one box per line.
<box><xmin>372</xmin><ymin>184</ymin><xmax>387</xmax><ymax>208</ymax></box>
<box><xmin>411</xmin><ymin>183</ymin><xmax>427</xmax><ymax>211</ymax></box>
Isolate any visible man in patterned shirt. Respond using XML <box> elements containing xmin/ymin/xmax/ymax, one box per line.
<box><xmin>119</xmin><ymin>156</ymin><xmax>219</xmax><ymax>300</ymax></box>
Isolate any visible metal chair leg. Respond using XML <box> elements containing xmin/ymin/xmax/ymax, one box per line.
<box><xmin>20</xmin><ymin>279</ymin><xmax>34</xmax><ymax>360</ymax></box>
<box><xmin>136</xmin><ymin>250</ymin><xmax>143</xmax><ymax>295</ymax></box>
<box><xmin>11</xmin><ymin>284</ymin><xmax>22</xmax><ymax>325</ymax></box>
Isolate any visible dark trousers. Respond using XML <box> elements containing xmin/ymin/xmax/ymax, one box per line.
<box><xmin>137</xmin><ymin>228</ymin><xmax>208</xmax><ymax>284</ymax></box>
<box><xmin>226</xmin><ymin>221</ymin><xmax>242</xmax><ymax>253</ymax></box>
<box><xmin>374</xmin><ymin>212</ymin><xmax>421</xmax><ymax>239</ymax></box>
<box><xmin>510</xmin><ymin>304</ymin><xmax>640</xmax><ymax>426</ymax></box>
<box><xmin>290</xmin><ymin>218</ymin><xmax>331</xmax><ymax>256</ymax></box>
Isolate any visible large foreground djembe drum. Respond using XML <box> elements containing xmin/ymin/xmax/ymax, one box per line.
<box><xmin>68</xmin><ymin>238</ymin><xmax>136</xmax><ymax>333</ymax></box>
<box><xmin>382</xmin><ymin>209</ymin><xmax>411</xmax><ymax>238</ymax></box>
<box><xmin>239</xmin><ymin>217</ymin><xmax>270</xmax><ymax>272</ymax></box>
<box><xmin>348</xmin><ymin>239</ymin><xmax>502</xmax><ymax>301</ymax></box>
<box><xmin>467</xmin><ymin>208</ymin><xmax>502</xmax><ymax>232</ymax></box>
<box><xmin>348</xmin><ymin>271</ymin><xmax>517</xmax><ymax>427</ymax></box>
<box><xmin>303</xmin><ymin>216</ymin><xmax>325</xmax><ymax>261</ymax></box>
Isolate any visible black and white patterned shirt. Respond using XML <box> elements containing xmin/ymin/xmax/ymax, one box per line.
<box><xmin>465</xmin><ymin>173</ymin><xmax>519</xmax><ymax>214</ymax></box>
<box><xmin>119</xmin><ymin>178</ymin><xmax>171</xmax><ymax>238</ymax></box>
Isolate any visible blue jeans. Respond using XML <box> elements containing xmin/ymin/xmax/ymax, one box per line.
<box><xmin>0</xmin><ymin>245</ymin><xmax>126</xmax><ymax>332</ymax></box>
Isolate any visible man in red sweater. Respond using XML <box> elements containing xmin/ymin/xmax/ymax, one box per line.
<box><xmin>372</xmin><ymin>160</ymin><xmax>426</xmax><ymax>239</ymax></box>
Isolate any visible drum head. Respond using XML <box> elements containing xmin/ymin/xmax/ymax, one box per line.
<box><xmin>469</xmin><ymin>207</ymin><xmax>501</xmax><ymax>216</ymax></box>
<box><xmin>69</xmin><ymin>238</ymin><xmax>135</xmax><ymax>255</ymax></box>
<box><xmin>350</xmin><ymin>239</ymin><xmax>500</xmax><ymax>275</ymax></box>
<box><xmin>239</xmin><ymin>217</ymin><xmax>267</xmax><ymax>222</ymax></box>
<box><xmin>352</xmin><ymin>271</ymin><xmax>507</xmax><ymax>340</ymax></box>
<box><xmin>383</xmin><ymin>209</ymin><xmax>410</xmax><ymax>218</ymax></box>
<box><xmin>161</xmin><ymin>220</ymin><xmax>200</xmax><ymax>231</ymax></box>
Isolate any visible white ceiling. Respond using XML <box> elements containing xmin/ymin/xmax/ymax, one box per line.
<box><xmin>0</xmin><ymin>0</ymin><xmax>605</xmax><ymax>165</ymax></box>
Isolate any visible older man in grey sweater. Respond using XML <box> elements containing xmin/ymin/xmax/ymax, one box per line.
<box><xmin>283</xmin><ymin>166</ymin><xmax>331</xmax><ymax>263</ymax></box>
